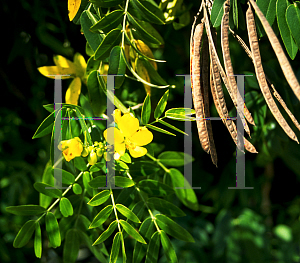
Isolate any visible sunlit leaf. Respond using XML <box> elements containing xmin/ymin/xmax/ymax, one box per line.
<box><xmin>116</xmin><ymin>204</ymin><xmax>141</xmax><ymax>223</ymax></box>
<box><xmin>88</xmin><ymin>189</ymin><xmax>111</xmax><ymax>206</ymax></box>
<box><xmin>93</xmin><ymin>220</ymin><xmax>118</xmax><ymax>245</ymax></box>
<box><xmin>45</xmin><ymin>212</ymin><xmax>61</xmax><ymax>248</ymax></box>
<box><xmin>138</xmin><ymin>179</ymin><xmax>174</xmax><ymax>196</ymax></box>
<box><xmin>119</xmin><ymin>220</ymin><xmax>146</xmax><ymax>243</ymax></box>
<box><xmin>160</xmin><ymin>230</ymin><xmax>178</xmax><ymax>263</ymax></box>
<box><xmin>89</xmin><ymin>205</ymin><xmax>113</xmax><ymax>229</ymax></box>
<box><xmin>158</xmin><ymin>151</ymin><xmax>194</xmax><ymax>167</ymax></box>
<box><xmin>141</xmin><ymin>94</ymin><xmax>151</xmax><ymax>125</ymax></box>
<box><xmin>34</xmin><ymin>223</ymin><xmax>42</xmax><ymax>258</ymax></box>
<box><xmin>60</xmin><ymin>197</ymin><xmax>74</xmax><ymax>217</ymax></box>
<box><xmin>154</xmin><ymin>90</ymin><xmax>169</xmax><ymax>119</ymax></box>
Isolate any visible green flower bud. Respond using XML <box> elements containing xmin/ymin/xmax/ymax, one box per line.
<box><xmin>88</xmin><ymin>150</ymin><xmax>97</xmax><ymax>166</ymax></box>
<box><xmin>81</xmin><ymin>147</ymin><xmax>89</xmax><ymax>157</ymax></box>
<box><xmin>96</xmin><ymin>147</ymin><xmax>103</xmax><ymax>157</ymax></box>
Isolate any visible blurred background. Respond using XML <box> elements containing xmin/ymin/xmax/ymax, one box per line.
<box><xmin>1</xmin><ymin>0</ymin><xmax>300</xmax><ymax>262</ymax></box>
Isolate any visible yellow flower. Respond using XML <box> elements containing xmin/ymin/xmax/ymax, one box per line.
<box><xmin>37</xmin><ymin>53</ymin><xmax>87</xmax><ymax>106</ymax></box>
<box><xmin>103</xmin><ymin>110</ymin><xmax>153</xmax><ymax>160</ymax></box>
<box><xmin>58</xmin><ymin>137</ymin><xmax>83</xmax><ymax>162</ymax></box>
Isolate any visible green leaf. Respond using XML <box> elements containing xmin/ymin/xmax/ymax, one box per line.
<box><xmin>93</xmin><ymin>220</ymin><xmax>118</xmax><ymax>245</ymax></box>
<box><xmin>157</xmin><ymin>119</ymin><xmax>187</xmax><ymax>135</ymax></box>
<box><xmin>232</xmin><ymin>0</ymin><xmax>238</xmax><ymax>28</ymax></box>
<box><xmin>158</xmin><ymin>151</ymin><xmax>194</xmax><ymax>167</ymax></box>
<box><xmin>127</xmin><ymin>13</ymin><xmax>163</xmax><ymax>45</ymax></box>
<box><xmin>74</xmin><ymin>109</ymin><xmax>92</xmax><ymax>145</ymax></box>
<box><xmin>156</xmin><ymin>214</ymin><xmax>194</xmax><ymax>242</ymax></box>
<box><xmin>32</xmin><ymin>111</ymin><xmax>54</xmax><ymax>139</ymax></box>
<box><xmin>74</xmin><ymin>156</ymin><xmax>88</xmax><ymax>171</ymax></box>
<box><xmin>141</xmin><ymin>94</ymin><xmax>151</xmax><ymax>125</ymax></box>
<box><xmin>88</xmin><ymin>189</ymin><xmax>111</xmax><ymax>206</ymax></box>
<box><xmin>6</xmin><ymin>205</ymin><xmax>46</xmax><ymax>216</ymax></box>
<box><xmin>95</xmin><ymin>28</ymin><xmax>122</xmax><ymax>60</ymax></box>
<box><xmin>116</xmin><ymin>204</ymin><xmax>141</xmax><ymax>223</ymax></box>
<box><xmin>34</xmin><ymin>182</ymin><xmax>62</xmax><ymax>198</ymax></box>
<box><xmin>115</xmin><ymin>176</ymin><xmax>135</xmax><ymax>188</ymax></box>
<box><xmin>165</xmin><ymin>108</ymin><xmax>196</xmax><ymax>121</ymax></box>
<box><xmin>88</xmin><ymin>176</ymin><xmax>107</xmax><ymax>189</ymax></box>
<box><xmin>90</xmin><ymin>10</ymin><xmax>124</xmax><ymax>33</ymax></box>
<box><xmin>83</xmin><ymin>171</ymin><xmax>94</xmax><ymax>197</ymax></box>
<box><xmin>13</xmin><ymin>220</ymin><xmax>37</xmax><ymax>248</ymax></box>
<box><xmin>277</xmin><ymin>0</ymin><xmax>298</xmax><ymax>59</ymax></box>
<box><xmin>90</xmin><ymin>160</ymin><xmax>106</xmax><ymax>172</ymax></box>
<box><xmin>286</xmin><ymin>2</ymin><xmax>300</xmax><ymax>49</ymax></box>
<box><xmin>63</xmin><ymin>229</ymin><xmax>80</xmax><ymax>263</ymax></box>
<box><xmin>136</xmin><ymin>56</ymin><xmax>168</xmax><ymax>86</ymax></box>
<box><xmin>115</xmin><ymin>160</ymin><xmax>129</xmax><ymax>171</ymax></box>
<box><xmin>89</xmin><ymin>205</ymin><xmax>113</xmax><ymax>229</ymax></box>
<box><xmin>257</xmin><ymin>0</ymin><xmax>276</xmax><ymax>27</ymax></box>
<box><xmin>45</xmin><ymin>212</ymin><xmax>61</xmax><ymax>248</ymax></box>
<box><xmin>110</xmin><ymin>232</ymin><xmax>121</xmax><ymax>263</ymax></box>
<box><xmin>108</xmin><ymin>46</ymin><xmax>126</xmax><ymax>88</ymax></box>
<box><xmin>147</xmin><ymin>197</ymin><xmax>185</xmax><ymax>217</ymax></box>
<box><xmin>168</xmin><ymin>168</ymin><xmax>199</xmax><ymax>211</ymax></box>
<box><xmin>87</xmin><ymin>70</ymin><xmax>107</xmax><ymax>117</ymax></box>
<box><xmin>120</xmin><ymin>152</ymin><xmax>132</xmax><ymax>163</ymax></box>
<box><xmin>145</xmin><ymin>231</ymin><xmax>160</xmax><ymax>263</ymax></box>
<box><xmin>81</xmin><ymin>11</ymin><xmax>103</xmax><ymax>52</ymax></box>
<box><xmin>131</xmin><ymin>0</ymin><xmax>165</xmax><ymax>24</ymax></box>
<box><xmin>160</xmin><ymin>230</ymin><xmax>178</xmax><ymax>263</ymax></box>
<box><xmin>40</xmin><ymin>160</ymin><xmax>54</xmax><ymax>209</ymax></box>
<box><xmin>130</xmin><ymin>161</ymin><xmax>159</xmax><ymax>176</ymax></box>
<box><xmin>52</xmin><ymin>168</ymin><xmax>75</xmax><ymax>184</ymax></box>
<box><xmin>91</xmin><ymin>0</ymin><xmax>123</xmax><ymax>8</ymax></box>
<box><xmin>120</xmin><ymin>232</ymin><xmax>126</xmax><ymax>262</ymax></box>
<box><xmin>73</xmin><ymin>183</ymin><xmax>83</xmax><ymax>194</ymax></box>
<box><xmin>119</xmin><ymin>220</ymin><xmax>146</xmax><ymax>244</ymax></box>
<box><xmin>154</xmin><ymin>90</ymin><xmax>169</xmax><ymax>119</ymax></box>
<box><xmin>138</xmin><ymin>179</ymin><xmax>174</xmax><ymax>196</ymax></box>
<box><xmin>146</xmin><ymin>124</ymin><xmax>176</xmax><ymax>136</ymax></box>
<box><xmin>34</xmin><ymin>223</ymin><xmax>42</xmax><ymax>258</ymax></box>
<box><xmin>210</xmin><ymin>0</ymin><xmax>226</xmax><ymax>27</ymax></box>
<box><xmin>132</xmin><ymin>217</ymin><xmax>155</xmax><ymax>263</ymax></box>
<box><xmin>59</xmin><ymin>197</ymin><xmax>74</xmax><ymax>217</ymax></box>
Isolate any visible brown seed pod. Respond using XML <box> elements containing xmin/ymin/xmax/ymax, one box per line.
<box><xmin>204</xmin><ymin>4</ymin><xmax>252</xmax><ymax>137</ymax></box>
<box><xmin>221</xmin><ymin>0</ymin><xmax>255</xmax><ymax>133</ymax></box>
<box><xmin>191</xmin><ymin>22</ymin><xmax>210</xmax><ymax>152</ymax></box>
<box><xmin>246</xmin><ymin>3</ymin><xmax>298</xmax><ymax>143</ymax></box>
<box><xmin>249</xmin><ymin>0</ymin><xmax>300</xmax><ymax>102</ymax></box>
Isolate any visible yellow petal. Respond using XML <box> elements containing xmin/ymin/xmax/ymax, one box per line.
<box><xmin>130</xmin><ymin>127</ymin><xmax>153</xmax><ymax>146</ymax></box>
<box><xmin>118</xmin><ymin>114</ymin><xmax>139</xmax><ymax>138</ymax></box>
<box><xmin>53</xmin><ymin>55</ymin><xmax>76</xmax><ymax>71</ymax></box>
<box><xmin>115</xmin><ymin>142</ymin><xmax>126</xmax><ymax>156</ymax></box>
<box><xmin>37</xmin><ymin>66</ymin><xmax>75</xmax><ymax>79</ymax></box>
<box><xmin>68</xmin><ymin>0</ymin><xmax>81</xmax><ymax>21</ymax></box>
<box><xmin>65</xmin><ymin>77</ymin><xmax>81</xmax><ymax>105</ymax></box>
<box><xmin>62</xmin><ymin>137</ymin><xmax>83</xmax><ymax>161</ymax></box>
<box><xmin>129</xmin><ymin>146</ymin><xmax>147</xmax><ymax>158</ymax></box>
<box><xmin>73</xmin><ymin>53</ymin><xmax>87</xmax><ymax>78</ymax></box>
<box><xmin>113</xmin><ymin>109</ymin><xmax>122</xmax><ymax>124</ymax></box>
<box><xmin>103</xmin><ymin>127</ymin><xmax>124</xmax><ymax>145</ymax></box>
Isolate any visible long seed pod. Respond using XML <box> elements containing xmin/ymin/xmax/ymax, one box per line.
<box><xmin>203</xmin><ymin>4</ymin><xmax>252</xmax><ymax>137</ymax></box>
<box><xmin>246</xmin><ymin>3</ymin><xmax>298</xmax><ymax>143</ymax></box>
<box><xmin>210</xmin><ymin>54</ymin><xmax>257</xmax><ymax>153</ymax></box>
<box><xmin>202</xmin><ymin>35</ymin><xmax>218</xmax><ymax>166</ymax></box>
<box><xmin>230</xmin><ymin>27</ymin><xmax>300</xmax><ymax>132</ymax></box>
<box><xmin>249</xmin><ymin>0</ymin><xmax>300</xmax><ymax>102</ymax></box>
<box><xmin>191</xmin><ymin>22</ymin><xmax>211</xmax><ymax>154</ymax></box>
<box><xmin>221</xmin><ymin>0</ymin><xmax>255</xmax><ymax>132</ymax></box>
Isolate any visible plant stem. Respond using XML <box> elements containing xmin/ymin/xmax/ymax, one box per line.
<box><xmin>121</xmin><ymin>0</ymin><xmax>130</xmax><ymax>48</ymax></box>
<box><xmin>146</xmin><ymin>153</ymin><xmax>170</xmax><ymax>173</ymax></box>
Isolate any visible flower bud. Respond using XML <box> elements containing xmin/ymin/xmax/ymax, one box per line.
<box><xmin>88</xmin><ymin>150</ymin><xmax>97</xmax><ymax>166</ymax></box>
<box><xmin>96</xmin><ymin>147</ymin><xmax>104</xmax><ymax>157</ymax></box>
<box><xmin>81</xmin><ymin>147</ymin><xmax>89</xmax><ymax>157</ymax></box>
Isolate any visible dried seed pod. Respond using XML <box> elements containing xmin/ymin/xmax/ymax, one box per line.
<box><xmin>246</xmin><ymin>3</ymin><xmax>298</xmax><ymax>143</ymax></box>
<box><xmin>204</xmin><ymin>4</ymin><xmax>253</xmax><ymax>136</ymax></box>
<box><xmin>221</xmin><ymin>0</ymin><xmax>255</xmax><ymax>133</ymax></box>
<box><xmin>249</xmin><ymin>0</ymin><xmax>300</xmax><ymax>102</ymax></box>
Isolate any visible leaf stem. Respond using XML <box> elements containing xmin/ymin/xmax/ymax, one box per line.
<box><xmin>146</xmin><ymin>153</ymin><xmax>170</xmax><ymax>173</ymax></box>
<box><xmin>121</xmin><ymin>0</ymin><xmax>130</xmax><ymax>48</ymax></box>
<box><xmin>110</xmin><ymin>184</ymin><xmax>122</xmax><ymax>232</ymax></box>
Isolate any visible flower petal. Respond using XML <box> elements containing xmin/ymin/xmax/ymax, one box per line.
<box><xmin>113</xmin><ymin>109</ymin><xmax>122</xmax><ymax>124</ymax></box>
<box><xmin>129</xmin><ymin>146</ymin><xmax>147</xmax><ymax>158</ymax></box>
<box><xmin>115</xmin><ymin>142</ymin><xmax>126</xmax><ymax>157</ymax></box>
<box><xmin>118</xmin><ymin>114</ymin><xmax>139</xmax><ymax>138</ymax></box>
<box><xmin>103</xmin><ymin>127</ymin><xmax>124</xmax><ymax>145</ymax></box>
<box><xmin>65</xmin><ymin>77</ymin><xmax>81</xmax><ymax>105</ymax></box>
<box><xmin>130</xmin><ymin>127</ymin><xmax>153</xmax><ymax>146</ymax></box>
